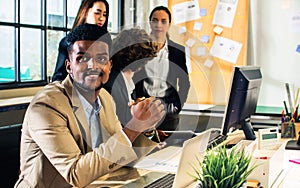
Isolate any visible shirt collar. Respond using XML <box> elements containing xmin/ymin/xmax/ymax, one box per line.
<box><xmin>161</xmin><ymin>40</ymin><xmax>168</xmax><ymax>52</ymax></box>
<box><xmin>121</xmin><ymin>71</ymin><xmax>135</xmax><ymax>97</ymax></box>
<box><xmin>76</xmin><ymin>88</ymin><xmax>102</xmax><ymax>114</ymax></box>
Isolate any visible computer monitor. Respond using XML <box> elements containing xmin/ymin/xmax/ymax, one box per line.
<box><xmin>222</xmin><ymin>66</ymin><xmax>262</xmax><ymax>140</ymax></box>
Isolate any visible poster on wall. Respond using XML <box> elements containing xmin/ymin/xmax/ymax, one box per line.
<box><xmin>212</xmin><ymin>0</ymin><xmax>239</xmax><ymax>28</ymax></box>
<box><xmin>288</xmin><ymin>11</ymin><xmax>300</xmax><ymax>33</ymax></box>
<box><xmin>172</xmin><ymin>1</ymin><xmax>200</xmax><ymax>24</ymax></box>
<box><xmin>210</xmin><ymin>36</ymin><xmax>242</xmax><ymax>64</ymax></box>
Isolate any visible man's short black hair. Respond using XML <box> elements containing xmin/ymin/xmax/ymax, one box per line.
<box><xmin>66</xmin><ymin>23</ymin><xmax>112</xmax><ymax>53</ymax></box>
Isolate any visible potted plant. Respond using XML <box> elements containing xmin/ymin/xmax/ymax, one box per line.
<box><xmin>192</xmin><ymin>145</ymin><xmax>257</xmax><ymax>188</ymax></box>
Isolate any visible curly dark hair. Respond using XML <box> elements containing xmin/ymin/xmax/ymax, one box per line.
<box><xmin>66</xmin><ymin>23</ymin><xmax>112</xmax><ymax>54</ymax></box>
<box><xmin>110</xmin><ymin>27</ymin><xmax>158</xmax><ymax>72</ymax></box>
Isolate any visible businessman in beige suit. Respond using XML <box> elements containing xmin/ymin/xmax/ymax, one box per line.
<box><xmin>15</xmin><ymin>24</ymin><xmax>165</xmax><ymax>188</ymax></box>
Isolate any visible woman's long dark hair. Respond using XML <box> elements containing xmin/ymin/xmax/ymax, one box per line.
<box><xmin>72</xmin><ymin>0</ymin><xmax>109</xmax><ymax>30</ymax></box>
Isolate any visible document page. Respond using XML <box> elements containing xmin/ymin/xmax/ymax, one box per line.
<box><xmin>134</xmin><ymin>146</ymin><xmax>182</xmax><ymax>173</ymax></box>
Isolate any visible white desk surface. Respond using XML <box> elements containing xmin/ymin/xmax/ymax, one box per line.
<box><xmin>272</xmin><ymin>148</ymin><xmax>300</xmax><ymax>187</ymax></box>
<box><xmin>90</xmin><ymin>131</ymin><xmax>300</xmax><ymax>188</ymax></box>
<box><xmin>136</xmin><ymin>132</ymin><xmax>300</xmax><ymax>188</ymax></box>
<box><xmin>0</xmin><ymin>96</ymin><xmax>33</xmax><ymax>106</ymax></box>
<box><xmin>181</xmin><ymin>103</ymin><xmax>215</xmax><ymax>111</ymax></box>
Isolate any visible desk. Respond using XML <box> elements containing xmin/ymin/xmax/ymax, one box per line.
<box><xmin>273</xmin><ymin>163</ymin><xmax>300</xmax><ymax>187</ymax></box>
<box><xmin>179</xmin><ymin>104</ymin><xmax>281</xmax><ymax>133</ymax></box>
<box><xmin>87</xmin><ymin>167</ymin><xmax>151</xmax><ymax>188</ymax></box>
<box><xmin>88</xmin><ymin>131</ymin><xmax>300</xmax><ymax>188</ymax></box>
<box><xmin>230</xmin><ymin>132</ymin><xmax>300</xmax><ymax>188</ymax></box>
<box><xmin>272</xmin><ymin>147</ymin><xmax>300</xmax><ymax>187</ymax></box>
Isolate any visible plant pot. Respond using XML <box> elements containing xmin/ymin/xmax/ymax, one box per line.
<box><xmin>197</xmin><ymin>180</ymin><xmax>247</xmax><ymax>188</ymax></box>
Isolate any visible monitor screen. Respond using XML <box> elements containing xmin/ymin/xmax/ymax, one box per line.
<box><xmin>221</xmin><ymin>66</ymin><xmax>262</xmax><ymax>140</ymax></box>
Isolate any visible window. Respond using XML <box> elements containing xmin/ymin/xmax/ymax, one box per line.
<box><xmin>248</xmin><ymin>0</ymin><xmax>300</xmax><ymax>108</ymax></box>
<box><xmin>0</xmin><ymin>0</ymin><xmax>120</xmax><ymax>89</ymax></box>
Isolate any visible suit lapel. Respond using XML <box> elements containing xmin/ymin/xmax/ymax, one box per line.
<box><xmin>98</xmin><ymin>89</ymin><xmax>112</xmax><ymax>141</ymax></box>
<box><xmin>119</xmin><ymin>76</ymin><xmax>130</xmax><ymax>101</ymax></box>
<box><xmin>63</xmin><ymin>76</ymin><xmax>92</xmax><ymax>152</ymax></box>
<box><xmin>98</xmin><ymin>89</ymin><xmax>123</xmax><ymax>141</ymax></box>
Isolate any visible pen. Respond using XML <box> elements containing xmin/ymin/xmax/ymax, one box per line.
<box><xmin>293</xmin><ymin>105</ymin><xmax>299</xmax><ymax>120</ymax></box>
<box><xmin>283</xmin><ymin>101</ymin><xmax>289</xmax><ymax>117</ymax></box>
<box><xmin>285</xmin><ymin>83</ymin><xmax>294</xmax><ymax>114</ymax></box>
<box><xmin>154</xmin><ymin>128</ymin><xmax>161</xmax><ymax>143</ymax></box>
<box><xmin>281</xmin><ymin>110</ymin><xmax>285</xmax><ymax>123</ymax></box>
<box><xmin>294</xmin><ymin>88</ymin><xmax>300</xmax><ymax>110</ymax></box>
<box><xmin>128</xmin><ymin>97</ymin><xmax>146</xmax><ymax>107</ymax></box>
<box><xmin>255</xmin><ymin>156</ymin><xmax>269</xmax><ymax>160</ymax></box>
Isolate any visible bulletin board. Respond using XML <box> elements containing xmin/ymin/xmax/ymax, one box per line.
<box><xmin>167</xmin><ymin>0</ymin><xmax>249</xmax><ymax>105</ymax></box>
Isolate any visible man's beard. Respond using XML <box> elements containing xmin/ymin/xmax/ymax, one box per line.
<box><xmin>85</xmin><ymin>70</ymin><xmax>104</xmax><ymax>91</ymax></box>
<box><xmin>73</xmin><ymin>70</ymin><xmax>104</xmax><ymax>93</ymax></box>
<box><xmin>73</xmin><ymin>81</ymin><xmax>102</xmax><ymax>94</ymax></box>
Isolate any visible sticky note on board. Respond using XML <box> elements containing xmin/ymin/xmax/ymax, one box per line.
<box><xmin>193</xmin><ymin>22</ymin><xmax>203</xmax><ymax>31</ymax></box>
<box><xmin>200</xmin><ymin>35</ymin><xmax>210</xmax><ymax>43</ymax></box>
<box><xmin>200</xmin><ymin>9</ymin><xmax>207</xmax><ymax>16</ymax></box>
<box><xmin>296</xmin><ymin>44</ymin><xmax>300</xmax><ymax>53</ymax></box>
<box><xmin>213</xmin><ymin>26</ymin><xmax>224</xmax><ymax>34</ymax></box>
<box><xmin>196</xmin><ymin>47</ymin><xmax>206</xmax><ymax>56</ymax></box>
<box><xmin>185</xmin><ymin>38</ymin><xmax>196</xmax><ymax>47</ymax></box>
<box><xmin>204</xmin><ymin>59</ymin><xmax>214</xmax><ymax>68</ymax></box>
<box><xmin>178</xmin><ymin>26</ymin><xmax>187</xmax><ymax>34</ymax></box>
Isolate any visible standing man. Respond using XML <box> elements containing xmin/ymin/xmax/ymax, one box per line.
<box><xmin>15</xmin><ymin>24</ymin><xmax>165</xmax><ymax>187</ymax></box>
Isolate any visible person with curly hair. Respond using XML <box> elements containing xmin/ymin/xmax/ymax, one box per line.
<box><xmin>15</xmin><ymin>24</ymin><xmax>165</xmax><ymax>187</ymax></box>
<box><xmin>104</xmin><ymin>27</ymin><xmax>158</xmax><ymax>126</ymax></box>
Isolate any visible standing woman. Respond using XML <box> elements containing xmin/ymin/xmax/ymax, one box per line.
<box><xmin>52</xmin><ymin>0</ymin><xmax>109</xmax><ymax>81</ymax></box>
<box><xmin>133</xmin><ymin>6</ymin><xmax>190</xmax><ymax>131</ymax></box>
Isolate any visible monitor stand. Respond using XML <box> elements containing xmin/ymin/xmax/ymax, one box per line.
<box><xmin>241</xmin><ymin>118</ymin><xmax>256</xmax><ymax>140</ymax></box>
<box><xmin>285</xmin><ymin>132</ymin><xmax>300</xmax><ymax>150</ymax></box>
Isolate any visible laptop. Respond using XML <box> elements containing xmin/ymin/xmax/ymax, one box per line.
<box><xmin>125</xmin><ymin>130</ymin><xmax>211</xmax><ymax>188</ymax></box>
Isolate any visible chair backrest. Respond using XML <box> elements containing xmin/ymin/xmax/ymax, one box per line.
<box><xmin>0</xmin><ymin>124</ymin><xmax>22</xmax><ymax>187</ymax></box>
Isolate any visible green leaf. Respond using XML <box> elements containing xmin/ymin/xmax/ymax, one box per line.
<box><xmin>191</xmin><ymin>144</ymin><xmax>258</xmax><ymax>188</ymax></box>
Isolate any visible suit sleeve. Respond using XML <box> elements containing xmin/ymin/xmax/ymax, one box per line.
<box><xmin>171</xmin><ymin>43</ymin><xmax>190</xmax><ymax>112</ymax></box>
<box><xmin>178</xmin><ymin>46</ymin><xmax>190</xmax><ymax>110</ymax></box>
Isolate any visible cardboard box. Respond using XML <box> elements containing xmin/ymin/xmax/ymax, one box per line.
<box><xmin>248</xmin><ymin>143</ymin><xmax>285</xmax><ymax>188</ymax></box>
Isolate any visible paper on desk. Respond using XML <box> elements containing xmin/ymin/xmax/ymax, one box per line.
<box><xmin>280</xmin><ymin>164</ymin><xmax>300</xmax><ymax>187</ymax></box>
<box><xmin>134</xmin><ymin>146</ymin><xmax>182</xmax><ymax>173</ymax></box>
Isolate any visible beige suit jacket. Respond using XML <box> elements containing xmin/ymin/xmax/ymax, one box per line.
<box><xmin>15</xmin><ymin>76</ymin><xmax>157</xmax><ymax>188</ymax></box>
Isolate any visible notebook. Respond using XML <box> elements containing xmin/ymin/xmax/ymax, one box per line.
<box><xmin>126</xmin><ymin>130</ymin><xmax>211</xmax><ymax>188</ymax></box>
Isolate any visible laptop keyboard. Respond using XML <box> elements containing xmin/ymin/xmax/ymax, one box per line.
<box><xmin>207</xmin><ymin>129</ymin><xmax>227</xmax><ymax>149</ymax></box>
<box><xmin>144</xmin><ymin>173</ymin><xmax>175</xmax><ymax>188</ymax></box>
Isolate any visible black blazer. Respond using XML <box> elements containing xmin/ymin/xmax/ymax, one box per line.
<box><xmin>52</xmin><ymin>36</ymin><xmax>68</xmax><ymax>82</ymax></box>
<box><xmin>104</xmin><ymin>69</ymin><xmax>132</xmax><ymax>126</ymax></box>
<box><xmin>133</xmin><ymin>39</ymin><xmax>190</xmax><ymax>113</ymax></box>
